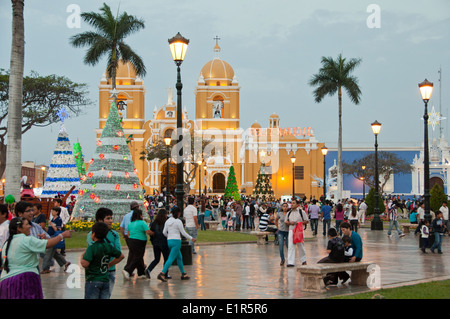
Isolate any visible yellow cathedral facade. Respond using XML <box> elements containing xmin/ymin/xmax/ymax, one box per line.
<box><xmin>96</xmin><ymin>42</ymin><xmax>327</xmax><ymax>200</ymax></box>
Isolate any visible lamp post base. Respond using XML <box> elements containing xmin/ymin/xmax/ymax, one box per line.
<box><xmin>371</xmin><ymin>216</ymin><xmax>384</xmax><ymax>230</ymax></box>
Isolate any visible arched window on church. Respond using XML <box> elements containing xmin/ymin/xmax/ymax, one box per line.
<box><xmin>212</xmin><ymin>96</ymin><xmax>224</xmax><ymax>119</ymax></box>
<box><xmin>117</xmin><ymin>97</ymin><xmax>127</xmax><ymax>120</ymax></box>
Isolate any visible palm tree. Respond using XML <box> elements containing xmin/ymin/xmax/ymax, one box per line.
<box><xmin>309</xmin><ymin>53</ymin><xmax>362</xmax><ymax>201</ymax></box>
<box><xmin>4</xmin><ymin>0</ymin><xmax>25</xmax><ymax>201</ymax></box>
<box><xmin>69</xmin><ymin>2</ymin><xmax>146</xmax><ymax>100</ymax></box>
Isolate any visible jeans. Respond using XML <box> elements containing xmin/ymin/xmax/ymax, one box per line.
<box><xmin>387</xmin><ymin>220</ymin><xmax>403</xmax><ymax>236</ymax></box>
<box><xmin>186</xmin><ymin>227</ymin><xmax>198</xmax><ymax>253</ymax></box>
<box><xmin>322</xmin><ymin>219</ymin><xmax>331</xmax><ymax>235</ymax></box>
<box><xmin>85</xmin><ymin>281</ymin><xmax>110</xmax><ymax>299</ymax></box>
<box><xmin>147</xmin><ymin>244</ymin><xmax>170</xmax><ymax>275</ymax></box>
<box><xmin>108</xmin><ymin>271</ymin><xmax>115</xmax><ymax>298</ymax></box>
<box><xmin>42</xmin><ymin>247</ymin><xmax>67</xmax><ymax>271</ymax></box>
<box><xmin>198</xmin><ymin>214</ymin><xmax>206</xmax><ymax>231</ymax></box>
<box><xmin>431</xmin><ymin>232</ymin><xmax>443</xmax><ymax>252</ymax></box>
<box><xmin>212</xmin><ymin>208</ymin><xmax>219</xmax><ymax>220</ymax></box>
<box><xmin>336</xmin><ymin>220</ymin><xmax>343</xmax><ymax>236</ymax></box>
<box><xmin>310</xmin><ymin>219</ymin><xmax>319</xmax><ymax>235</ymax></box>
<box><xmin>162</xmin><ymin>239</ymin><xmax>185</xmax><ymax>274</ymax></box>
<box><xmin>278</xmin><ymin>231</ymin><xmax>289</xmax><ymax>261</ymax></box>
<box><xmin>243</xmin><ymin>215</ymin><xmax>250</xmax><ymax>229</ymax></box>
<box><xmin>250</xmin><ymin>216</ymin><xmax>255</xmax><ymax>229</ymax></box>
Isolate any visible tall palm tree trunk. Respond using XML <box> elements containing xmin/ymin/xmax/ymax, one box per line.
<box><xmin>337</xmin><ymin>86</ymin><xmax>343</xmax><ymax>201</ymax></box>
<box><xmin>5</xmin><ymin>0</ymin><xmax>25</xmax><ymax>200</ymax></box>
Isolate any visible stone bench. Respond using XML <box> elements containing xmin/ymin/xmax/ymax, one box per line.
<box><xmin>250</xmin><ymin>231</ymin><xmax>272</xmax><ymax>245</ymax></box>
<box><xmin>400</xmin><ymin>223</ymin><xmax>417</xmax><ymax>233</ymax></box>
<box><xmin>204</xmin><ymin>220</ymin><xmax>220</xmax><ymax>230</ymax></box>
<box><xmin>297</xmin><ymin>262</ymin><xmax>377</xmax><ymax>293</ymax></box>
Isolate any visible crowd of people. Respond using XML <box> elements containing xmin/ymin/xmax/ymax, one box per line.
<box><xmin>0</xmin><ymin>191</ymin><xmax>447</xmax><ymax>299</ymax></box>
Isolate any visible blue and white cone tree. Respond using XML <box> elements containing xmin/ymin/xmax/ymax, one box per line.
<box><xmin>41</xmin><ymin>108</ymin><xmax>80</xmax><ymax>198</ymax></box>
<box><xmin>72</xmin><ymin>99</ymin><xmax>145</xmax><ymax>222</ymax></box>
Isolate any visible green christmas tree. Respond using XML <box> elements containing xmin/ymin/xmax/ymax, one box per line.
<box><xmin>253</xmin><ymin>163</ymin><xmax>274</xmax><ymax>201</ymax></box>
<box><xmin>73</xmin><ymin>141</ymin><xmax>87</xmax><ymax>177</ymax></box>
<box><xmin>72</xmin><ymin>99</ymin><xmax>144</xmax><ymax>222</ymax></box>
<box><xmin>224</xmin><ymin>165</ymin><xmax>241</xmax><ymax>201</ymax></box>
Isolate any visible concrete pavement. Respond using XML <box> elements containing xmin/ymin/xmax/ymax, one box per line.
<box><xmin>39</xmin><ymin>225</ymin><xmax>450</xmax><ymax>299</ymax></box>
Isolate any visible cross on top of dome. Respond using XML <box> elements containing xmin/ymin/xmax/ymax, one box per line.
<box><xmin>213</xmin><ymin>35</ymin><xmax>221</xmax><ymax>53</ymax></box>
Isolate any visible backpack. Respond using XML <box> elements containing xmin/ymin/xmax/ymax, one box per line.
<box><xmin>330</xmin><ymin>237</ymin><xmax>345</xmax><ymax>262</ymax></box>
<box><xmin>250</xmin><ymin>204</ymin><xmax>255</xmax><ymax>216</ymax></box>
<box><xmin>287</xmin><ymin>209</ymin><xmax>307</xmax><ymax>230</ymax></box>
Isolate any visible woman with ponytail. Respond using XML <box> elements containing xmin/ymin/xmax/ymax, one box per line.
<box><xmin>0</xmin><ymin>217</ymin><xmax>71</xmax><ymax>299</ymax></box>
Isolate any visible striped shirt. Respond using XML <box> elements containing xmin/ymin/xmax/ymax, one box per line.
<box><xmin>259</xmin><ymin>213</ymin><xmax>269</xmax><ymax>231</ymax></box>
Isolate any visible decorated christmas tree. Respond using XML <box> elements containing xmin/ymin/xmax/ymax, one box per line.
<box><xmin>224</xmin><ymin>165</ymin><xmax>241</xmax><ymax>201</ymax></box>
<box><xmin>41</xmin><ymin>108</ymin><xmax>80</xmax><ymax>198</ymax></box>
<box><xmin>253</xmin><ymin>163</ymin><xmax>274</xmax><ymax>201</ymax></box>
<box><xmin>73</xmin><ymin>141</ymin><xmax>87</xmax><ymax>177</ymax></box>
<box><xmin>72</xmin><ymin>97</ymin><xmax>144</xmax><ymax>222</ymax></box>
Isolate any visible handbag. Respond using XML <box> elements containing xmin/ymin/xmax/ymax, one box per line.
<box><xmin>52</xmin><ymin>230</ymin><xmax>65</xmax><ymax>249</ymax></box>
<box><xmin>292</xmin><ymin>222</ymin><xmax>304</xmax><ymax>244</ymax></box>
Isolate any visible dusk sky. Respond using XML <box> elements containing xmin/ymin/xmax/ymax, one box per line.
<box><xmin>1</xmin><ymin>0</ymin><xmax>449</xmax><ymax>165</ymax></box>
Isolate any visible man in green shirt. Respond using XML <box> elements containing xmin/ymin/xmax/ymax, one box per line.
<box><xmin>86</xmin><ymin>208</ymin><xmax>123</xmax><ymax>298</ymax></box>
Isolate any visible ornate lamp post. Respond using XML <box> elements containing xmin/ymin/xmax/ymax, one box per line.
<box><xmin>321</xmin><ymin>146</ymin><xmax>328</xmax><ymax>201</ymax></box>
<box><xmin>419</xmin><ymin>79</ymin><xmax>434</xmax><ymax>223</ymax></box>
<box><xmin>169</xmin><ymin>32</ymin><xmax>191</xmax><ymax>265</ymax></box>
<box><xmin>164</xmin><ymin>136</ymin><xmax>172</xmax><ymax>211</ymax></box>
<box><xmin>290</xmin><ymin>155</ymin><xmax>296</xmax><ymax>200</ymax></box>
<box><xmin>168</xmin><ymin>32</ymin><xmax>189</xmax><ymax>216</ymax></box>
<box><xmin>371</xmin><ymin>120</ymin><xmax>383</xmax><ymax>230</ymax></box>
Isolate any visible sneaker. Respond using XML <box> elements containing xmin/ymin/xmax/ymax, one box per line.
<box><xmin>181</xmin><ymin>273</ymin><xmax>190</xmax><ymax>280</ymax></box>
<box><xmin>165</xmin><ymin>275</ymin><xmax>172</xmax><ymax>280</ymax></box>
<box><xmin>137</xmin><ymin>274</ymin><xmax>147</xmax><ymax>280</ymax></box>
<box><xmin>286</xmin><ymin>264</ymin><xmax>295</xmax><ymax>267</ymax></box>
<box><xmin>430</xmin><ymin>249</ymin><xmax>435</xmax><ymax>254</ymax></box>
<box><xmin>157</xmin><ymin>272</ymin><xmax>167</xmax><ymax>282</ymax></box>
<box><xmin>422</xmin><ymin>249</ymin><xmax>428</xmax><ymax>254</ymax></box>
<box><xmin>145</xmin><ymin>268</ymin><xmax>151</xmax><ymax>279</ymax></box>
<box><xmin>438</xmin><ymin>251</ymin><xmax>443</xmax><ymax>254</ymax></box>
<box><xmin>302</xmin><ymin>261</ymin><xmax>307</xmax><ymax>265</ymax></box>
<box><xmin>280</xmin><ymin>260</ymin><xmax>285</xmax><ymax>266</ymax></box>
<box><xmin>122</xmin><ymin>270</ymin><xmax>131</xmax><ymax>280</ymax></box>
<box><xmin>399</xmin><ymin>233</ymin><xmax>405</xmax><ymax>238</ymax></box>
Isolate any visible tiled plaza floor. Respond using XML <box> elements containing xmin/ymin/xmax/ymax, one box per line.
<box><xmin>40</xmin><ymin>225</ymin><xmax>450</xmax><ymax>299</ymax></box>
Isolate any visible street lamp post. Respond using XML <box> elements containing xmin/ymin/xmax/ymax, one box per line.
<box><xmin>419</xmin><ymin>79</ymin><xmax>434</xmax><ymax>223</ymax></box>
<box><xmin>321</xmin><ymin>146</ymin><xmax>328</xmax><ymax>201</ymax></box>
<box><xmin>361</xmin><ymin>165</ymin><xmax>366</xmax><ymax>199</ymax></box>
<box><xmin>197</xmin><ymin>159</ymin><xmax>202</xmax><ymax>197</ymax></box>
<box><xmin>168</xmin><ymin>32</ymin><xmax>189</xmax><ymax>217</ymax></box>
<box><xmin>169</xmin><ymin>32</ymin><xmax>191</xmax><ymax>265</ymax></box>
<box><xmin>204</xmin><ymin>165</ymin><xmax>207</xmax><ymax>195</ymax></box>
<box><xmin>164</xmin><ymin>137</ymin><xmax>172</xmax><ymax>211</ymax></box>
<box><xmin>290</xmin><ymin>156</ymin><xmax>296</xmax><ymax>200</ymax></box>
<box><xmin>371</xmin><ymin>120</ymin><xmax>383</xmax><ymax>230</ymax></box>
<box><xmin>41</xmin><ymin>166</ymin><xmax>46</xmax><ymax>187</ymax></box>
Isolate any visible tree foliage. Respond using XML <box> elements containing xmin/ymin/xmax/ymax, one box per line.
<box><xmin>430</xmin><ymin>184</ymin><xmax>447</xmax><ymax>213</ymax></box>
<box><xmin>365</xmin><ymin>187</ymin><xmax>386</xmax><ymax>216</ymax></box>
<box><xmin>0</xmin><ymin>69</ymin><xmax>92</xmax><ymax>178</ymax></box>
<box><xmin>69</xmin><ymin>2</ymin><xmax>146</xmax><ymax>92</ymax></box>
<box><xmin>342</xmin><ymin>152</ymin><xmax>412</xmax><ymax>194</ymax></box>
<box><xmin>309</xmin><ymin>54</ymin><xmax>362</xmax><ymax>201</ymax></box>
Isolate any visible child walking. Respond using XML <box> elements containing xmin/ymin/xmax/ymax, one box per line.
<box><xmin>81</xmin><ymin>222</ymin><xmax>124</xmax><ymax>299</ymax></box>
<box><xmin>420</xmin><ymin>220</ymin><xmax>430</xmax><ymax>254</ymax></box>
